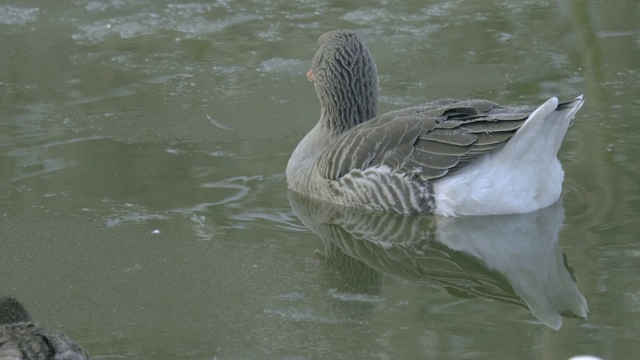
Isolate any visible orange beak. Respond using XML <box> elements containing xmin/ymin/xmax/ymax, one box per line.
<box><xmin>306</xmin><ymin>69</ymin><xmax>314</xmax><ymax>82</ymax></box>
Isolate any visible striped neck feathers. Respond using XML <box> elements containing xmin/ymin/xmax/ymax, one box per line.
<box><xmin>311</xmin><ymin>30</ymin><xmax>378</xmax><ymax>135</ymax></box>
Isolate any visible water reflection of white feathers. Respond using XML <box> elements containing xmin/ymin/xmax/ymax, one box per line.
<box><xmin>289</xmin><ymin>192</ymin><xmax>588</xmax><ymax>330</ymax></box>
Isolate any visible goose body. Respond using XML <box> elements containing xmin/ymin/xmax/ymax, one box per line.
<box><xmin>286</xmin><ymin>30</ymin><xmax>584</xmax><ymax>216</ymax></box>
<box><xmin>0</xmin><ymin>296</ymin><xmax>90</xmax><ymax>360</ymax></box>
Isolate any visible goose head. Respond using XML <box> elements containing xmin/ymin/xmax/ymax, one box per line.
<box><xmin>0</xmin><ymin>296</ymin><xmax>32</xmax><ymax>324</ymax></box>
<box><xmin>307</xmin><ymin>30</ymin><xmax>378</xmax><ymax>134</ymax></box>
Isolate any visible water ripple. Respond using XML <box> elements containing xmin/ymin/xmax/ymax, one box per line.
<box><xmin>71</xmin><ymin>3</ymin><xmax>261</xmax><ymax>43</ymax></box>
<box><xmin>0</xmin><ymin>5</ymin><xmax>39</xmax><ymax>25</ymax></box>
<box><xmin>105</xmin><ymin>202</ymin><xmax>171</xmax><ymax>228</ymax></box>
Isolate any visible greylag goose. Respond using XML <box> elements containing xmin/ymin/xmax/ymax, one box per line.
<box><xmin>0</xmin><ymin>296</ymin><xmax>90</xmax><ymax>360</ymax></box>
<box><xmin>286</xmin><ymin>30</ymin><xmax>585</xmax><ymax>216</ymax></box>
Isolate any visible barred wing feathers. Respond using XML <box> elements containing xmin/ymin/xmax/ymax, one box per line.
<box><xmin>316</xmin><ymin>99</ymin><xmax>533</xmax><ymax>182</ymax></box>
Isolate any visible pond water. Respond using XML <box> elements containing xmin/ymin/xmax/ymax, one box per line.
<box><xmin>1</xmin><ymin>0</ymin><xmax>639</xmax><ymax>359</ymax></box>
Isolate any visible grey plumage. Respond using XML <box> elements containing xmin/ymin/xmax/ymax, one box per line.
<box><xmin>311</xmin><ymin>30</ymin><xmax>378</xmax><ymax>134</ymax></box>
<box><xmin>318</xmin><ymin>98</ymin><xmax>538</xmax><ymax>182</ymax></box>
<box><xmin>0</xmin><ymin>298</ymin><xmax>31</xmax><ymax>325</ymax></box>
<box><xmin>0</xmin><ymin>297</ymin><xmax>90</xmax><ymax>360</ymax></box>
<box><xmin>286</xmin><ymin>30</ymin><xmax>584</xmax><ymax>215</ymax></box>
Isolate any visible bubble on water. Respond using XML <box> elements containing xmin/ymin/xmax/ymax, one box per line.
<box><xmin>165</xmin><ymin>147</ymin><xmax>187</xmax><ymax>155</ymax></box>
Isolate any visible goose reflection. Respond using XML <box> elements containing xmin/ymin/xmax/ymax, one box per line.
<box><xmin>288</xmin><ymin>192</ymin><xmax>588</xmax><ymax>330</ymax></box>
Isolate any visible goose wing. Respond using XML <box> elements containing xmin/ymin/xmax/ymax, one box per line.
<box><xmin>316</xmin><ymin>99</ymin><xmax>534</xmax><ymax>181</ymax></box>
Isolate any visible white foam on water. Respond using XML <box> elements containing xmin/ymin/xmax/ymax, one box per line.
<box><xmin>257</xmin><ymin>58</ymin><xmax>307</xmax><ymax>74</ymax></box>
<box><xmin>71</xmin><ymin>2</ymin><xmax>260</xmax><ymax>44</ymax></box>
<box><xmin>0</xmin><ymin>5</ymin><xmax>39</xmax><ymax>25</ymax></box>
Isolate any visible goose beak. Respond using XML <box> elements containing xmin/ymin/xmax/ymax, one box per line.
<box><xmin>306</xmin><ymin>69</ymin><xmax>314</xmax><ymax>82</ymax></box>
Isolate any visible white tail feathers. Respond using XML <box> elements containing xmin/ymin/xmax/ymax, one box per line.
<box><xmin>508</xmin><ymin>95</ymin><xmax>584</xmax><ymax>160</ymax></box>
<box><xmin>434</xmin><ymin>95</ymin><xmax>585</xmax><ymax>216</ymax></box>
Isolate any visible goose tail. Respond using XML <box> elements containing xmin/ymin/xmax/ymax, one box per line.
<box><xmin>507</xmin><ymin>95</ymin><xmax>584</xmax><ymax>159</ymax></box>
<box><xmin>433</xmin><ymin>95</ymin><xmax>584</xmax><ymax>216</ymax></box>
